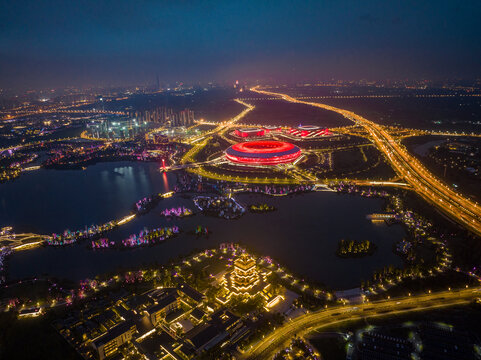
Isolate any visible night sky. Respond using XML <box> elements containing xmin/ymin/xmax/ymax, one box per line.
<box><xmin>1</xmin><ymin>0</ymin><xmax>480</xmax><ymax>89</ymax></box>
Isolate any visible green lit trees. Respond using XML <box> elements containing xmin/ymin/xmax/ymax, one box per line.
<box><xmin>336</xmin><ymin>239</ymin><xmax>376</xmax><ymax>257</ymax></box>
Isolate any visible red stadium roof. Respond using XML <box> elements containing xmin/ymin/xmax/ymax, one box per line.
<box><xmin>225</xmin><ymin>140</ymin><xmax>301</xmax><ymax>165</ymax></box>
<box><xmin>288</xmin><ymin>126</ymin><xmax>330</xmax><ymax>137</ymax></box>
<box><xmin>235</xmin><ymin>128</ymin><xmax>265</xmax><ymax>137</ymax></box>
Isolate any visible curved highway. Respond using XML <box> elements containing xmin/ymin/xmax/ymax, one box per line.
<box><xmin>250</xmin><ymin>87</ymin><xmax>481</xmax><ymax>237</ymax></box>
<box><xmin>243</xmin><ymin>287</ymin><xmax>481</xmax><ymax>359</ymax></box>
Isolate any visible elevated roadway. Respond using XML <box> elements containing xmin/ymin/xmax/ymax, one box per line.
<box><xmin>250</xmin><ymin>87</ymin><xmax>481</xmax><ymax>237</ymax></box>
<box><xmin>243</xmin><ymin>287</ymin><xmax>481</xmax><ymax>359</ymax></box>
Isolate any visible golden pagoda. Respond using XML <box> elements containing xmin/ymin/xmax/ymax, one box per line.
<box><xmin>229</xmin><ymin>253</ymin><xmax>260</xmax><ymax>293</ymax></box>
<box><xmin>217</xmin><ymin>253</ymin><xmax>283</xmax><ymax>309</ymax></box>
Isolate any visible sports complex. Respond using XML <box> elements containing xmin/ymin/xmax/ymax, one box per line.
<box><xmin>225</xmin><ymin>140</ymin><xmax>302</xmax><ymax>166</ymax></box>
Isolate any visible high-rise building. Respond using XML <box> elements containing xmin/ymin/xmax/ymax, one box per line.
<box><xmin>133</xmin><ymin>107</ymin><xmax>194</xmax><ymax>127</ymax></box>
<box><xmin>178</xmin><ymin>108</ymin><xmax>194</xmax><ymax>126</ymax></box>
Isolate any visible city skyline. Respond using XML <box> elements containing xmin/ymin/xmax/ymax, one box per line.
<box><xmin>1</xmin><ymin>0</ymin><xmax>481</xmax><ymax>90</ymax></box>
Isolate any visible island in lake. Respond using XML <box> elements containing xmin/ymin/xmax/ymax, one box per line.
<box><xmin>336</xmin><ymin>239</ymin><xmax>377</xmax><ymax>258</ymax></box>
<box><xmin>249</xmin><ymin>203</ymin><xmax>276</xmax><ymax>213</ymax></box>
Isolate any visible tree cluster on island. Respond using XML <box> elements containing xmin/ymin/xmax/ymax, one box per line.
<box><xmin>336</xmin><ymin>239</ymin><xmax>376</xmax><ymax>258</ymax></box>
<box><xmin>248</xmin><ymin>203</ymin><xmax>276</xmax><ymax>213</ymax></box>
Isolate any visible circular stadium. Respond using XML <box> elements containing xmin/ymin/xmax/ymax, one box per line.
<box><xmin>225</xmin><ymin>140</ymin><xmax>301</xmax><ymax>165</ymax></box>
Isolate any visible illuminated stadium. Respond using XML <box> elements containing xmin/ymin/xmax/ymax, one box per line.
<box><xmin>225</xmin><ymin>140</ymin><xmax>301</xmax><ymax>165</ymax></box>
<box><xmin>235</xmin><ymin>128</ymin><xmax>265</xmax><ymax>137</ymax></box>
<box><xmin>262</xmin><ymin>125</ymin><xmax>282</xmax><ymax>134</ymax></box>
<box><xmin>288</xmin><ymin>125</ymin><xmax>330</xmax><ymax>137</ymax></box>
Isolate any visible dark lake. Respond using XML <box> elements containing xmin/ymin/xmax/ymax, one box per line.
<box><xmin>1</xmin><ymin>162</ymin><xmax>405</xmax><ymax>289</ymax></box>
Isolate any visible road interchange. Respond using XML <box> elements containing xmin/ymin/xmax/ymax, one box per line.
<box><xmin>250</xmin><ymin>87</ymin><xmax>481</xmax><ymax>237</ymax></box>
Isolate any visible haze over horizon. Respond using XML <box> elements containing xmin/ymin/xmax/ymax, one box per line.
<box><xmin>1</xmin><ymin>0</ymin><xmax>481</xmax><ymax>90</ymax></box>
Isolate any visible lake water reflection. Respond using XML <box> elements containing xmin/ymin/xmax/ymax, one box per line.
<box><xmin>2</xmin><ymin>162</ymin><xmax>405</xmax><ymax>289</ymax></box>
